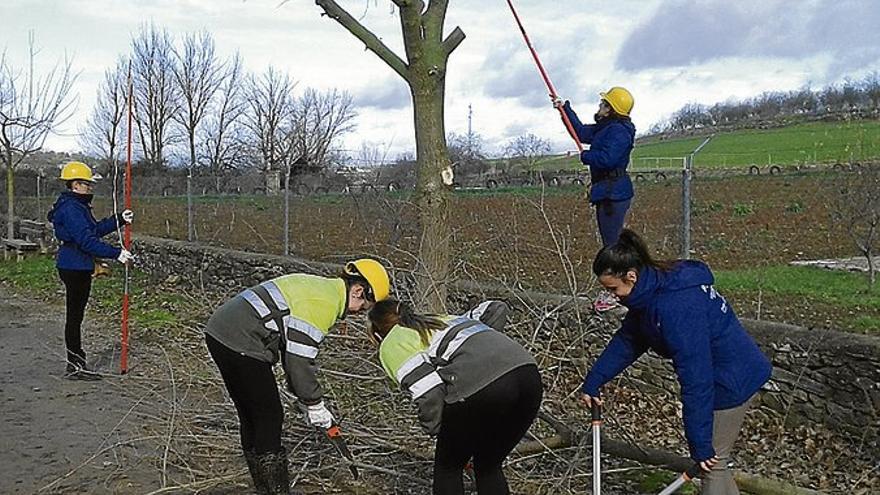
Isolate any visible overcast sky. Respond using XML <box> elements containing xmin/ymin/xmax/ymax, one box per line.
<box><xmin>2</xmin><ymin>0</ymin><xmax>878</xmax><ymax>161</ymax></box>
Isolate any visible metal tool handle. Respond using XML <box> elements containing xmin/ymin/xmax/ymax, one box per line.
<box><xmin>591</xmin><ymin>400</ymin><xmax>602</xmax><ymax>494</ymax></box>
<box><xmin>657</xmin><ymin>463</ymin><xmax>703</xmax><ymax>495</ymax></box>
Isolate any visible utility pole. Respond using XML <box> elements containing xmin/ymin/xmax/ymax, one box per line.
<box><xmin>467</xmin><ymin>103</ymin><xmax>474</xmax><ymax>156</ymax></box>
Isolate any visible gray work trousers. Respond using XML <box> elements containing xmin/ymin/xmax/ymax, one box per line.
<box><xmin>702</xmin><ymin>398</ymin><xmax>752</xmax><ymax>494</ymax></box>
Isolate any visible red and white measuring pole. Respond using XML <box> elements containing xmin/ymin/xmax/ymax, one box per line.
<box><xmin>120</xmin><ymin>62</ymin><xmax>134</xmax><ymax>374</ymax></box>
<box><xmin>505</xmin><ymin>0</ymin><xmax>584</xmax><ymax>153</ymax></box>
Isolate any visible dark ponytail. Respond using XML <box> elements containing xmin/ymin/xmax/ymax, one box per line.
<box><xmin>367</xmin><ymin>299</ymin><xmax>445</xmax><ymax>346</ymax></box>
<box><xmin>592</xmin><ymin>228</ymin><xmax>673</xmax><ymax>277</ymax></box>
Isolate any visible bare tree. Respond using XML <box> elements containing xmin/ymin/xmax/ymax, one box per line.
<box><xmin>242</xmin><ymin>66</ymin><xmax>296</xmax><ymax>179</ymax></box>
<box><xmin>0</xmin><ymin>35</ymin><xmax>77</xmax><ymax>238</ymax></box>
<box><xmin>504</xmin><ymin>133</ymin><xmax>550</xmax><ymax>174</ymax></box>
<box><xmin>289</xmin><ymin>88</ymin><xmax>356</xmax><ymax>173</ymax></box>
<box><xmin>448</xmin><ymin>131</ymin><xmax>487</xmax><ymax>176</ymax></box>
<box><xmin>201</xmin><ymin>52</ymin><xmax>249</xmax><ymax>181</ymax></box>
<box><xmin>78</xmin><ymin>58</ymin><xmax>128</xmax><ymax>175</ymax></box>
<box><xmin>827</xmin><ymin>166</ymin><xmax>880</xmax><ymax>287</ymax></box>
<box><xmin>863</xmin><ymin>72</ymin><xmax>880</xmax><ymax>114</ymax></box>
<box><xmin>130</xmin><ymin>24</ymin><xmax>179</xmax><ymax>172</ymax></box>
<box><xmin>172</xmin><ymin>30</ymin><xmax>225</xmax><ymax>241</ymax></box>
<box><xmin>314</xmin><ymin>0</ymin><xmax>466</xmax><ymax>311</ymax></box>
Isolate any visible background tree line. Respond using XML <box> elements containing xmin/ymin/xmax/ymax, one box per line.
<box><xmin>79</xmin><ymin>24</ymin><xmax>356</xmax><ymax>183</ymax></box>
<box><xmin>652</xmin><ymin>73</ymin><xmax>880</xmax><ymax>134</ymax></box>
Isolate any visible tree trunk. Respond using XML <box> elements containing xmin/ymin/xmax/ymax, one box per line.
<box><xmin>411</xmin><ymin>62</ymin><xmax>451</xmax><ymax>312</ymax></box>
<box><xmin>868</xmin><ymin>247</ymin><xmax>876</xmax><ymax>287</ymax></box>
<box><xmin>6</xmin><ymin>161</ymin><xmax>14</xmax><ymax>239</ymax></box>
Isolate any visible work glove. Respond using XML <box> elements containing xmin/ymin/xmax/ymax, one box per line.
<box><xmin>306</xmin><ymin>401</ymin><xmax>334</xmax><ymax>429</ymax></box>
<box><xmin>120</xmin><ymin>209</ymin><xmax>134</xmax><ymax>225</ymax></box>
<box><xmin>698</xmin><ymin>456</ymin><xmax>719</xmax><ymax>473</ymax></box>
<box><xmin>117</xmin><ymin>249</ymin><xmax>136</xmax><ymax>264</ymax></box>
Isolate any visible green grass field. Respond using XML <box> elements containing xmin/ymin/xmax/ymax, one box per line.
<box><xmin>0</xmin><ymin>257</ymin><xmax>191</xmax><ymax>335</ymax></box>
<box><xmin>633</xmin><ymin>121</ymin><xmax>880</xmax><ymax>169</ymax></box>
<box><xmin>715</xmin><ymin>265</ymin><xmax>880</xmax><ymax>333</ymax></box>
<box><xmin>500</xmin><ymin>120</ymin><xmax>880</xmax><ymax>173</ymax></box>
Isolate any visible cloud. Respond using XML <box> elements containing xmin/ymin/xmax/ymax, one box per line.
<box><xmin>616</xmin><ymin>0</ymin><xmax>880</xmax><ymax>77</ymax></box>
<box><xmin>354</xmin><ymin>78</ymin><xmax>410</xmax><ymax>110</ymax></box>
<box><xmin>480</xmin><ymin>35</ymin><xmax>593</xmax><ymax>109</ymax></box>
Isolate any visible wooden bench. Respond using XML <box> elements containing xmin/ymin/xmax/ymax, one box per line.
<box><xmin>19</xmin><ymin>219</ymin><xmax>52</xmax><ymax>254</ymax></box>
<box><xmin>3</xmin><ymin>238</ymin><xmax>39</xmax><ymax>262</ymax></box>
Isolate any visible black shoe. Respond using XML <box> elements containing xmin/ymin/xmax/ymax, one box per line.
<box><xmin>64</xmin><ymin>362</ymin><xmax>102</xmax><ymax>381</ymax></box>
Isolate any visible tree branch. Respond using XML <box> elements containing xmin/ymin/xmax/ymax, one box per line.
<box><xmin>515</xmin><ymin>428</ymin><xmax>825</xmax><ymax>495</ymax></box>
<box><xmin>441</xmin><ymin>26</ymin><xmax>466</xmax><ymax>56</ymax></box>
<box><xmin>314</xmin><ymin>0</ymin><xmax>410</xmax><ymax>81</ymax></box>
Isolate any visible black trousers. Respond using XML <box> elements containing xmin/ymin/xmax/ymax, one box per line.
<box><xmin>433</xmin><ymin>364</ymin><xmax>543</xmax><ymax>495</ymax></box>
<box><xmin>206</xmin><ymin>333</ymin><xmax>284</xmax><ymax>454</ymax></box>
<box><xmin>58</xmin><ymin>269</ymin><xmax>93</xmax><ymax>367</ymax></box>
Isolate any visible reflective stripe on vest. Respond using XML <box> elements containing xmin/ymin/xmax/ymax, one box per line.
<box><xmin>438</xmin><ymin>322</ymin><xmax>490</xmax><ymax>362</ymax></box>
<box><xmin>262</xmin><ymin>281</ymin><xmax>289</xmax><ymax>312</ymax></box>
<box><xmin>287</xmin><ymin>341</ymin><xmax>319</xmax><ymax>359</ymax></box>
<box><xmin>288</xmin><ymin>316</ymin><xmax>324</xmax><ymax>344</ymax></box>
<box><xmin>426</xmin><ymin>317</ymin><xmax>471</xmax><ymax>359</ymax></box>
<box><xmin>265</xmin><ymin>319</ymin><xmax>279</xmax><ymax>332</ymax></box>
<box><xmin>466</xmin><ymin>301</ymin><xmax>492</xmax><ymax>321</ymax></box>
<box><xmin>396</xmin><ymin>352</ymin><xmax>431</xmax><ymax>384</ymax></box>
<box><xmin>409</xmin><ymin>371</ymin><xmax>443</xmax><ymax>399</ymax></box>
<box><xmin>241</xmin><ymin>289</ymin><xmax>271</xmax><ymax>318</ymax></box>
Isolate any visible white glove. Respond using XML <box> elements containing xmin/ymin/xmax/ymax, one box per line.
<box><xmin>121</xmin><ymin>209</ymin><xmax>134</xmax><ymax>224</ymax></box>
<box><xmin>117</xmin><ymin>249</ymin><xmax>135</xmax><ymax>264</ymax></box>
<box><xmin>306</xmin><ymin>401</ymin><xmax>334</xmax><ymax>429</ymax></box>
<box><xmin>551</xmin><ymin>95</ymin><xmax>565</xmax><ymax>109</ymax></box>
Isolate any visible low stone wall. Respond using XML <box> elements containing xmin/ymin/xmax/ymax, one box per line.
<box><xmin>133</xmin><ymin>235</ymin><xmax>879</xmax><ymax>455</ymax></box>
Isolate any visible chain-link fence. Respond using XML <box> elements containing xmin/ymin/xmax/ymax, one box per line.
<box><xmin>4</xmin><ymin>163</ymin><xmax>867</xmax><ymax>300</ymax></box>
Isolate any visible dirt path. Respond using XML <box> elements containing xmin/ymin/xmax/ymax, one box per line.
<box><xmin>0</xmin><ymin>286</ymin><xmax>159</xmax><ymax>494</ymax></box>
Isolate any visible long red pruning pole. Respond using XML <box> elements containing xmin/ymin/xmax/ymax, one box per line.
<box><xmin>505</xmin><ymin>0</ymin><xmax>583</xmax><ymax>153</ymax></box>
<box><xmin>121</xmin><ymin>62</ymin><xmax>133</xmax><ymax>374</ymax></box>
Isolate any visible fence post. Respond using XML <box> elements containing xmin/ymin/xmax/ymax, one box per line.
<box><xmin>681</xmin><ymin>155</ymin><xmax>692</xmax><ymax>259</ymax></box>
<box><xmin>284</xmin><ymin>166</ymin><xmax>290</xmax><ymax>256</ymax></box>
<box><xmin>186</xmin><ymin>168</ymin><xmax>194</xmax><ymax>242</ymax></box>
<box><xmin>681</xmin><ymin>134</ymin><xmax>714</xmax><ymax>259</ymax></box>
<box><xmin>36</xmin><ymin>173</ymin><xmax>42</xmax><ymax>221</ymax></box>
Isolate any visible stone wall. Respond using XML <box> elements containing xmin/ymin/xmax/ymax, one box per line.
<box><xmin>133</xmin><ymin>234</ymin><xmax>879</xmax><ymax>455</ymax></box>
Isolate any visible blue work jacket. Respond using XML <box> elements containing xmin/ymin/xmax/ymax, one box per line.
<box><xmin>47</xmin><ymin>191</ymin><xmax>122</xmax><ymax>271</ymax></box>
<box><xmin>581</xmin><ymin>261</ymin><xmax>771</xmax><ymax>462</ymax></box>
<box><xmin>562</xmin><ymin>102</ymin><xmax>635</xmax><ymax>203</ymax></box>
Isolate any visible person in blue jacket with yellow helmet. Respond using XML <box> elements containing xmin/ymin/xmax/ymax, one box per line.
<box><xmin>553</xmin><ymin>86</ymin><xmax>636</xmax><ymax>247</ymax></box>
<box><xmin>47</xmin><ymin>161</ymin><xmax>134</xmax><ymax>380</ymax></box>
<box><xmin>581</xmin><ymin>228</ymin><xmax>771</xmax><ymax>495</ymax></box>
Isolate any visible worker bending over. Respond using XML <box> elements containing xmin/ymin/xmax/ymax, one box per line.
<box><xmin>205</xmin><ymin>259</ymin><xmax>391</xmax><ymax>495</ymax></box>
<box><xmin>367</xmin><ymin>299</ymin><xmax>542</xmax><ymax>495</ymax></box>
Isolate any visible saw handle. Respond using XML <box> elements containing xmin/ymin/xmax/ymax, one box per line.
<box><xmin>326</xmin><ymin>425</ymin><xmax>341</xmax><ymax>438</ymax></box>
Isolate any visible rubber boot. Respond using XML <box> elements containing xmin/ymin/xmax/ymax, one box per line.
<box><xmin>244</xmin><ymin>449</ymin><xmax>270</xmax><ymax>495</ymax></box>
<box><xmin>256</xmin><ymin>447</ymin><xmax>291</xmax><ymax>495</ymax></box>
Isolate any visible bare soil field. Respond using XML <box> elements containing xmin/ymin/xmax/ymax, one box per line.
<box><xmin>112</xmin><ymin>172</ymin><xmax>875</xmax><ymax>331</ymax></box>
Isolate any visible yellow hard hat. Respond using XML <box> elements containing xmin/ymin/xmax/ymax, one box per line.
<box><xmin>59</xmin><ymin>161</ymin><xmax>100</xmax><ymax>182</ymax></box>
<box><xmin>600</xmin><ymin>86</ymin><xmax>634</xmax><ymax>116</ymax></box>
<box><xmin>345</xmin><ymin>258</ymin><xmax>391</xmax><ymax>302</ymax></box>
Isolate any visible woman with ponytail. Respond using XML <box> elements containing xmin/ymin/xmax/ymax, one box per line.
<box><xmin>367</xmin><ymin>300</ymin><xmax>542</xmax><ymax>495</ymax></box>
<box><xmin>581</xmin><ymin>228</ymin><xmax>771</xmax><ymax>495</ymax></box>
